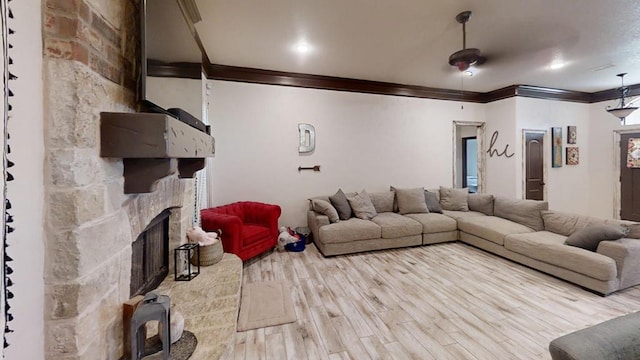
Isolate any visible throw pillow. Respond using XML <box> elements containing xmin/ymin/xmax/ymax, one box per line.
<box><xmin>393</xmin><ymin>187</ymin><xmax>429</xmax><ymax>215</ymax></box>
<box><xmin>368</xmin><ymin>191</ymin><xmax>395</xmax><ymax>213</ymax></box>
<box><xmin>565</xmin><ymin>224</ymin><xmax>627</xmax><ymax>251</ymax></box>
<box><xmin>439</xmin><ymin>186</ymin><xmax>469</xmax><ymax>211</ymax></box>
<box><xmin>622</xmin><ymin>223</ymin><xmax>640</xmax><ymax>239</ymax></box>
<box><xmin>424</xmin><ymin>190</ymin><xmax>443</xmax><ymax>213</ymax></box>
<box><xmin>329</xmin><ymin>188</ymin><xmax>352</xmax><ymax>220</ymax></box>
<box><xmin>346</xmin><ymin>190</ymin><xmax>378</xmax><ymax>220</ymax></box>
<box><xmin>311</xmin><ymin>199</ymin><xmax>340</xmax><ymax>223</ymax></box>
<box><xmin>467</xmin><ymin>193</ymin><xmax>494</xmax><ymax>216</ymax></box>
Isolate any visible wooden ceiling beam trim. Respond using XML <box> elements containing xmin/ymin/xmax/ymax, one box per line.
<box><xmin>207</xmin><ymin>64</ymin><xmax>486</xmax><ymax>103</ymax></box>
<box><xmin>151</xmin><ymin>62</ymin><xmax>639</xmax><ymax>104</ymax></box>
<box><xmin>147</xmin><ymin>61</ymin><xmax>201</xmax><ymax>79</ymax></box>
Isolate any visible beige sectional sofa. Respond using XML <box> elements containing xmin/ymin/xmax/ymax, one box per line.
<box><xmin>307</xmin><ymin>188</ymin><xmax>640</xmax><ymax>295</ymax></box>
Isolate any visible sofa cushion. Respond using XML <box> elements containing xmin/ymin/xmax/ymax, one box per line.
<box><xmin>439</xmin><ymin>187</ymin><xmax>469</xmax><ymax>211</ymax></box>
<box><xmin>318</xmin><ymin>218</ymin><xmax>381</xmax><ymax>244</ymax></box>
<box><xmin>329</xmin><ymin>189</ymin><xmax>353</xmax><ymax>220</ymax></box>
<box><xmin>442</xmin><ymin>210</ymin><xmax>486</xmax><ymax>220</ymax></box>
<box><xmin>393</xmin><ymin>187</ymin><xmax>429</xmax><ymax>215</ymax></box>
<box><xmin>565</xmin><ymin>224</ymin><xmax>627</xmax><ymax>251</ymax></box>
<box><xmin>467</xmin><ymin>193</ymin><xmax>494</xmax><ymax>216</ymax></box>
<box><xmin>369</xmin><ymin>191</ymin><xmax>395</xmax><ymax>213</ymax></box>
<box><xmin>347</xmin><ymin>190</ymin><xmax>378</xmax><ymax>220</ymax></box>
<box><xmin>370</xmin><ymin>212</ymin><xmax>422</xmax><ymax>239</ymax></box>
<box><xmin>242</xmin><ymin>224</ymin><xmax>271</xmax><ymax>246</ymax></box>
<box><xmin>424</xmin><ymin>191</ymin><xmax>443</xmax><ymax>213</ymax></box>
<box><xmin>494</xmin><ymin>197</ymin><xmax>548</xmax><ymax>231</ymax></box>
<box><xmin>404</xmin><ymin>213</ymin><xmax>458</xmax><ymax>233</ymax></box>
<box><xmin>311</xmin><ymin>199</ymin><xmax>340</xmax><ymax>223</ymax></box>
<box><xmin>504</xmin><ymin>231</ymin><xmax>617</xmax><ymax>281</ymax></box>
<box><xmin>458</xmin><ymin>216</ymin><xmax>535</xmax><ymax>245</ymax></box>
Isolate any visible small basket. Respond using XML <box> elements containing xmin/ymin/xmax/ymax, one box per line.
<box><xmin>285</xmin><ymin>240</ymin><xmax>305</xmax><ymax>252</ymax></box>
<box><xmin>191</xmin><ymin>240</ymin><xmax>223</xmax><ymax>266</ymax></box>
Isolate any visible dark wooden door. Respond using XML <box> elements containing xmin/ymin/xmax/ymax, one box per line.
<box><xmin>620</xmin><ymin>132</ymin><xmax>640</xmax><ymax>221</ymax></box>
<box><xmin>525</xmin><ymin>132</ymin><xmax>544</xmax><ymax>200</ymax></box>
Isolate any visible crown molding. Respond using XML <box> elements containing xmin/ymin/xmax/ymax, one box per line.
<box><xmin>206</xmin><ymin>64</ymin><xmax>486</xmax><ymax>102</ymax></box>
<box><xmin>147</xmin><ymin>61</ymin><xmax>201</xmax><ymax>79</ymax></box>
<box><xmin>590</xmin><ymin>83</ymin><xmax>640</xmax><ymax>103</ymax></box>
<box><xmin>148</xmin><ymin>61</ymin><xmax>638</xmax><ymax>104</ymax></box>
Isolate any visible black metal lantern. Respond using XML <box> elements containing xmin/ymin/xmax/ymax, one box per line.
<box><xmin>174</xmin><ymin>243</ymin><xmax>200</xmax><ymax>281</ymax></box>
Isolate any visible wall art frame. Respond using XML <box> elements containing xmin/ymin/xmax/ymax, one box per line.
<box><xmin>566</xmin><ymin>147</ymin><xmax>579</xmax><ymax>165</ymax></box>
<box><xmin>567</xmin><ymin>126</ymin><xmax>577</xmax><ymax>144</ymax></box>
<box><xmin>552</xmin><ymin>127</ymin><xmax>563</xmax><ymax>168</ymax></box>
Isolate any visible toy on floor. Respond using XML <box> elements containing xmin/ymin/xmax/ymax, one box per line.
<box><xmin>277</xmin><ymin>226</ymin><xmax>301</xmax><ymax>251</ymax></box>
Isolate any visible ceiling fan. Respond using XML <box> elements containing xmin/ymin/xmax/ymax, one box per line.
<box><xmin>449</xmin><ymin>11</ymin><xmax>486</xmax><ymax>71</ymax></box>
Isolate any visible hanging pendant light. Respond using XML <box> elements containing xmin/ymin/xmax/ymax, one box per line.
<box><xmin>606</xmin><ymin>73</ymin><xmax>638</xmax><ymax>125</ymax></box>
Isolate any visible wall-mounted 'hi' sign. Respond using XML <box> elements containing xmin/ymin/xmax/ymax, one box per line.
<box><xmin>298</xmin><ymin>123</ymin><xmax>316</xmax><ymax>153</ymax></box>
<box><xmin>487</xmin><ymin>130</ymin><xmax>514</xmax><ymax>158</ymax></box>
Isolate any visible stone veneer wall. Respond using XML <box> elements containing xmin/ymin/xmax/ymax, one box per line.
<box><xmin>42</xmin><ymin>0</ymin><xmax>195</xmax><ymax>358</ymax></box>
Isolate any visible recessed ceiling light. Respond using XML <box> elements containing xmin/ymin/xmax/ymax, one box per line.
<box><xmin>294</xmin><ymin>43</ymin><xmax>311</xmax><ymax>54</ymax></box>
<box><xmin>549</xmin><ymin>62</ymin><xmax>566</xmax><ymax>70</ymax></box>
<box><xmin>464</xmin><ymin>70</ymin><xmax>474</xmax><ymax>77</ymax></box>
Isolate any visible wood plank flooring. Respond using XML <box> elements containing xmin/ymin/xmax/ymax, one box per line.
<box><xmin>234</xmin><ymin>242</ymin><xmax>640</xmax><ymax>359</ymax></box>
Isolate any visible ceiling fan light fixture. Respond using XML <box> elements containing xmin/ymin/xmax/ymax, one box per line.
<box><xmin>449</xmin><ymin>11</ymin><xmax>485</xmax><ymax>72</ymax></box>
<box><xmin>449</xmin><ymin>48</ymin><xmax>482</xmax><ymax>71</ymax></box>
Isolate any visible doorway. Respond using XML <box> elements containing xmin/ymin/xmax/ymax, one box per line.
<box><xmin>523</xmin><ymin>130</ymin><xmax>546</xmax><ymax>200</ymax></box>
<box><xmin>462</xmin><ymin>137</ymin><xmax>478</xmax><ymax>192</ymax></box>
<box><xmin>616</xmin><ymin>130</ymin><xmax>640</xmax><ymax>220</ymax></box>
<box><xmin>453</xmin><ymin>122</ymin><xmax>485</xmax><ymax>192</ymax></box>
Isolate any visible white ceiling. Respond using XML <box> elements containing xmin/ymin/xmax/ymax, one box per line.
<box><xmin>186</xmin><ymin>0</ymin><xmax>640</xmax><ymax>93</ymax></box>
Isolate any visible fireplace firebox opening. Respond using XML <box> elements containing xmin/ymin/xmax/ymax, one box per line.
<box><xmin>130</xmin><ymin>209</ymin><xmax>172</xmax><ymax>297</ymax></box>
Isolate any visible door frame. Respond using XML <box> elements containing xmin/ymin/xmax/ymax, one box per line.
<box><xmin>613</xmin><ymin>126</ymin><xmax>640</xmax><ymax>219</ymax></box>
<box><xmin>521</xmin><ymin>129</ymin><xmax>548</xmax><ymax>200</ymax></box>
<box><xmin>452</xmin><ymin>121</ymin><xmax>486</xmax><ymax>192</ymax></box>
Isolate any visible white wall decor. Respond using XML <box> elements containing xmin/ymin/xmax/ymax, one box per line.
<box><xmin>298</xmin><ymin>123</ymin><xmax>316</xmax><ymax>153</ymax></box>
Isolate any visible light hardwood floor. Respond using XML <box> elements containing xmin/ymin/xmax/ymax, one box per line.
<box><xmin>234</xmin><ymin>242</ymin><xmax>640</xmax><ymax>359</ymax></box>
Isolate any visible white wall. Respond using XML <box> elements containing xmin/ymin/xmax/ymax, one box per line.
<box><xmin>206</xmin><ymin>79</ymin><xmax>640</xmax><ymax>227</ymax></box>
<box><xmin>208</xmin><ymin>80</ymin><xmax>484</xmax><ymax>226</ymax></box>
<box><xmin>515</xmin><ymin>98</ymin><xmax>591</xmax><ymax>214</ymax></box>
<box><xmin>147</xmin><ymin>76</ymin><xmax>202</xmax><ymax>120</ymax></box>
<box><xmin>484</xmin><ymin>98</ymin><xmax>518</xmax><ymax>197</ymax></box>
<box><xmin>4</xmin><ymin>0</ymin><xmax>45</xmax><ymax>358</ymax></box>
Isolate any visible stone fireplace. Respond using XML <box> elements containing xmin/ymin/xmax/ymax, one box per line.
<box><xmin>41</xmin><ymin>0</ymin><xmax>199</xmax><ymax>358</ymax></box>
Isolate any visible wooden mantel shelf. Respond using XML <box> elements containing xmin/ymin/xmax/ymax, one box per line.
<box><xmin>100</xmin><ymin>112</ymin><xmax>215</xmax><ymax>193</ymax></box>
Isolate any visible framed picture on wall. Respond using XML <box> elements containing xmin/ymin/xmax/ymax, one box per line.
<box><xmin>567</xmin><ymin>126</ymin><xmax>577</xmax><ymax>144</ymax></box>
<box><xmin>566</xmin><ymin>147</ymin><xmax>579</xmax><ymax>165</ymax></box>
<box><xmin>552</xmin><ymin>127</ymin><xmax>563</xmax><ymax>168</ymax></box>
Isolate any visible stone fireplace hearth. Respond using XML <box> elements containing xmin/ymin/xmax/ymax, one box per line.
<box><xmin>45</xmin><ymin>173</ymin><xmax>195</xmax><ymax>359</ymax></box>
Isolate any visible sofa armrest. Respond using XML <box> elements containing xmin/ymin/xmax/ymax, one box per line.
<box><xmin>549</xmin><ymin>311</ymin><xmax>640</xmax><ymax>360</ymax></box>
<box><xmin>307</xmin><ymin>210</ymin><xmax>329</xmax><ymax>243</ymax></box>
<box><xmin>201</xmin><ymin>210</ymin><xmax>243</xmax><ymax>255</ymax></box>
<box><xmin>597</xmin><ymin>238</ymin><xmax>640</xmax><ymax>290</ymax></box>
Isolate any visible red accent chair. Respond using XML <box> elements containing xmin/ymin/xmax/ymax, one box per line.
<box><xmin>200</xmin><ymin>201</ymin><xmax>281</xmax><ymax>261</ymax></box>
